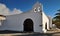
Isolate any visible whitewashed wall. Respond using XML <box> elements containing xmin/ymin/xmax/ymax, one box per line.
<box><xmin>48</xmin><ymin>16</ymin><xmax>52</xmax><ymax>28</ymax></box>
<box><xmin>42</xmin><ymin>12</ymin><xmax>49</xmax><ymax>33</ymax></box>
<box><xmin>0</xmin><ymin>12</ymin><xmax>43</xmax><ymax>33</ymax></box>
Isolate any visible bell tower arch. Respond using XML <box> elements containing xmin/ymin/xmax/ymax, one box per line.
<box><xmin>32</xmin><ymin>2</ymin><xmax>43</xmax><ymax>12</ymax></box>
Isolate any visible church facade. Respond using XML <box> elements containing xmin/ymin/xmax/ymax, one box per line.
<box><xmin>0</xmin><ymin>2</ymin><xmax>52</xmax><ymax>33</ymax></box>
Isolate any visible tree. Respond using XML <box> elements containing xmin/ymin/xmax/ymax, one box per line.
<box><xmin>53</xmin><ymin>9</ymin><xmax>60</xmax><ymax>28</ymax></box>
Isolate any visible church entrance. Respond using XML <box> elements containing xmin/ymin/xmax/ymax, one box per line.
<box><xmin>23</xmin><ymin>19</ymin><xmax>33</xmax><ymax>32</ymax></box>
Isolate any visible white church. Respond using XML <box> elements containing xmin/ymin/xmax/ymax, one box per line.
<box><xmin>0</xmin><ymin>2</ymin><xmax>52</xmax><ymax>33</ymax></box>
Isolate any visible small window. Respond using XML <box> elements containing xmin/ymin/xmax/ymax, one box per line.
<box><xmin>45</xmin><ymin>23</ymin><xmax>47</xmax><ymax>29</ymax></box>
<box><xmin>38</xmin><ymin>7</ymin><xmax>40</xmax><ymax>12</ymax></box>
<box><xmin>34</xmin><ymin>8</ymin><xmax>37</xmax><ymax>12</ymax></box>
<box><xmin>39</xmin><ymin>25</ymin><xmax>42</xmax><ymax>27</ymax></box>
<box><xmin>41</xmin><ymin>12</ymin><xmax>42</xmax><ymax>15</ymax></box>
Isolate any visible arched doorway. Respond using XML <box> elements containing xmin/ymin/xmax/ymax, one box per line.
<box><xmin>23</xmin><ymin>19</ymin><xmax>34</xmax><ymax>32</ymax></box>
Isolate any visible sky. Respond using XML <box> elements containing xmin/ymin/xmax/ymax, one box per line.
<box><xmin>0</xmin><ymin>0</ymin><xmax>60</xmax><ymax>18</ymax></box>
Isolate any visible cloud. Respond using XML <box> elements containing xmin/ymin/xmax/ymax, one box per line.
<box><xmin>11</xmin><ymin>8</ymin><xmax>22</xmax><ymax>15</ymax></box>
<box><xmin>0</xmin><ymin>3</ymin><xmax>22</xmax><ymax>15</ymax></box>
<box><xmin>0</xmin><ymin>3</ymin><xmax>10</xmax><ymax>15</ymax></box>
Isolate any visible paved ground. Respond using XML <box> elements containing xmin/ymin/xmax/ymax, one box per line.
<box><xmin>0</xmin><ymin>29</ymin><xmax>60</xmax><ymax>36</ymax></box>
<box><xmin>0</xmin><ymin>32</ymin><xmax>60</xmax><ymax>36</ymax></box>
<box><xmin>0</xmin><ymin>33</ymin><xmax>54</xmax><ymax>36</ymax></box>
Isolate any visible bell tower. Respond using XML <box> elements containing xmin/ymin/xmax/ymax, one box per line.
<box><xmin>32</xmin><ymin>2</ymin><xmax>43</xmax><ymax>12</ymax></box>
